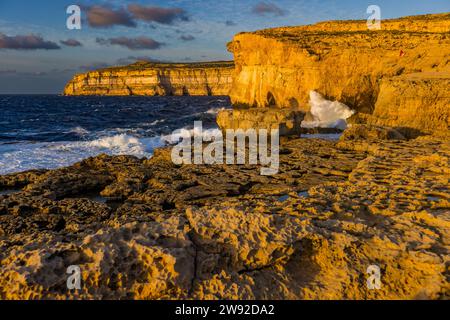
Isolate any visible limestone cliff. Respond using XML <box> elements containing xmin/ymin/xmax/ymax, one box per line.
<box><xmin>366</xmin><ymin>72</ymin><xmax>450</xmax><ymax>137</ymax></box>
<box><xmin>63</xmin><ymin>61</ymin><xmax>234</xmax><ymax>96</ymax></box>
<box><xmin>227</xmin><ymin>13</ymin><xmax>450</xmax><ymax>135</ymax></box>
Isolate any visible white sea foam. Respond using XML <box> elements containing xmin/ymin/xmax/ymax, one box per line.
<box><xmin>0</xmin><ymin>127</ymin><xmax>224</xmax><ymax>175</ymax></box>
<box><xmin>0</xmin><ymin>134</ymin><xmax>164</xmax><ymax>175</ymax></box>
<box><xmin>301</xmin><ymin>91</ymin><xmax>355</xmax><ymax>130</ymax></box>
<box><xmin>68</xmin><ymin>126</ymin><xmax>90</xmax><ymax>136</ymax></box>
<box><xmin>149</xmin><ymin>119</ymin><xmax>165</xmax><ymax>126</ymax></box>
<box><xmin>161</xmin><ymin>127</ymin><xmax>222</xmax><ymax>144</ymax></box>
<box><xmin>88</xmin><ymin>134</ymin><xmax>145</xmax><ymax>154</ymax></box>
<box><xmin>205</xmin><ymin>107</ymin><xmax>225</xmax><ymax>115</ymax></box>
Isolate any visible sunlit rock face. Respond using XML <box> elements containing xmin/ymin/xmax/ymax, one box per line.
<box><xmin>227</xmin><ymin>13</ymin><xmax>450</xmax><ymax>135</ymax></box>
<box><xmin>63</xmin><ymin>61</ymin><xmax>235</xmax><ymax>96</ymax></box>
<box><xmin>366</xmin><ymin>73</ymin><xmax>450</xmax><ymax>137</ymax></box>
<box><xmin>217</xmin><ymin>108</ymin><xmax>304</xmax><ymax>136</ymax></box>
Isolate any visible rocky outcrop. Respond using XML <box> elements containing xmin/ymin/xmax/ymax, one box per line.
<box><xmin>0</xmin><ymin>131</ymin><xmax>449</xmax><ymax>299</ymax></box>
<box><xmin>63</xmin><ymin>61</ymin><xmax>234</xmax><ymax>96</ymax></box>
<box><xmin>216</xmin><ymin>108</ymin><xmax>304</xmax><ymax>135</ymax></box>
<box><xmin>227</xmin><ymin>13</ymin><xmax>450</xmax><ymax>135</ymax></box>
<box><xmin>341</xmin><ymin>124</ymin><xmax>406</xmax><ymax>141</ymax></box>
<box><xmin>366</xmin><ymin>72</ymin><xmax>450</xmax><ymax>137</ymax></box>
<box><xmin>2</xmin><ymin>13</ymin><xmax>450</xmax><ymax>300</ymax></box>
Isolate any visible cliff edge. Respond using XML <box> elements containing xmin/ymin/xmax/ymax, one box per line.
<box><xmin>63</xmin><ymin>61</ymin><xmax>234</xmax><ymax>96</ymax></box>
<box><xmin>227</xmin><ymin>13</ymin><xmax>450</xmax><ymax>136</ymax></box>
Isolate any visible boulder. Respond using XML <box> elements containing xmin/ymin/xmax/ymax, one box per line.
<box><xmin>340</xmin><ymin>124</ymin><xmax>406</xmax><ymax>141</ymax></box>
<box><xmin>217</xmin><ymin>108</ymin><xmax>304</xmax><ymax>136</ymax></box>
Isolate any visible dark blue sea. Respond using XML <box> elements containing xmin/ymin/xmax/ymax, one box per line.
<box><xmin>0</xmin><ymin>95</ymin><xmax>231</xmax><ymax>174</ymax></box>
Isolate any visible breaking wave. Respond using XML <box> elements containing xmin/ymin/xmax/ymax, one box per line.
<box><xmin>161</xmin><ymin>126</ymin><xmax>222</xmax><ymax>144</ymax></box>
<box><xmin>88</xmin><ymin>134</ymin><xmax>147</xmax><ymax>154</ymax></box>
<box><xmin>0</xmin><ymin>95</ymin><xmax>231</xmax><ymax>174</ymax></box>
<box><xmin>301</xmin><ymin>91</ymin><xmax>355</xmax><ymax>130</ymax></box>
<box><xmin>0</xmin><ymin>134</ymin><xmax>165</xmax><ymax>175</ymax></box>
<box><xmin>68</xmin><ymin>126</ymin><xmax>90</xmax><ymax>136</ymax></box>
<box><xmin>0</xmin><ymin>127</ymin><xmax>223</xmax><ymax>175</ymax></box>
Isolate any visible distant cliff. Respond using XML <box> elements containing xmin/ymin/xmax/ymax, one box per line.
<box><xmin>226</xmin><ymin>13</ymin><xmax>450</xmax><ymax>135</ymax></box>
<box><xmin>63</xmin><ymin>61</ymin><xmax>234</xmax><ymax>96</ymax></box>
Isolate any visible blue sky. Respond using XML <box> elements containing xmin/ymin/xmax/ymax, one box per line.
<box><xmin>0</xmin><ymin>0</ymin><xmax>448</xmax><ymax>93</ymax></box>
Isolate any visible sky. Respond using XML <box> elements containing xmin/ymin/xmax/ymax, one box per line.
<box><xmin>0</xmin><ymin>0</ymin><xmax>449</xmax><ymax>94</ymax></box>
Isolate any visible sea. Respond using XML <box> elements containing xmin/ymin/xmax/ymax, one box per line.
<box><xmin>0</xmin><ymin>95</ymin><xmax>230</xmax><ymax>175</ymax></box>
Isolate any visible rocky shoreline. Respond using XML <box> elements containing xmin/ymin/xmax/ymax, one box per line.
<box><xmin>228</xmin><ymin>13</ymin><xmax>450</xmax><ymax>137</ymax></box>
<box><xmin>0</xmin><ymin>125</ymin><xmax>448</xmax><ymax>299</ymax></box>
<box><xmin>1</xmin><ymin>12</ymin><xmax>449</xmax><ymax>300</ymax></box>
<box><xmin>62</xmin><ymin>13</ymin><xmax>450</xmax><ymax>138</ymax></box>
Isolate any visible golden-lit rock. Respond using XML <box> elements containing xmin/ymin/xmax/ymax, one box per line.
<box><xmin>340</xmin><ymin>124</ymin><xmax>406</xmax><ymax>141</ymax></box>
<box><xmin>216</xmin><ymin>108</ymin><xmax>304</xmax><ymax>135</ymax></box>
<box><xmin>0</xmin><ymin>133</ymin><xmax>448</xmax><ymax>299</ymax></box>
<box><xmin>367</xmin><ymin>72</ymin><xmax>450</xmax><ymax>137</ymax></box>
<box><xmin>63</xmin><ymin>61</ymin><xmax>234</xmax><ymax>96</ymax></box>
<box><xmin>228</xmin><ymin>13</ymin><xmax>450</xmax><ymax>135</ymax></box>
<box><xmin>1</xmin><ymin>13</ymin><xmax>449</xmax><ymax>301</ymax></box>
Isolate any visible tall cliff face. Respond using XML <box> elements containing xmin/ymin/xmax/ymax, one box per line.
<box><xmin>64</xmin><ymin>61</ymin><xmax>234</xmax><ymax>96</ymax></box>
<box><xmin>227</xmin><ymin>13</ymin><xmax>450</xmax><ymax>135</ymax></box>
<box><xmin>367</xmin><ymin>72</ymin><xmax>450</xmax><ymax>137</ymax></box>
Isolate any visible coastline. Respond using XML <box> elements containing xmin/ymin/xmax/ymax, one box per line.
<box><xmin>63</xmin><ymin>61</ymin><xmax>235</xmax><ymax>96</ymax></box>
<box><xmin>0</xmin><ymin>128</ymin><xmax>449</xmax><ymax>299</ymax></box>
<box><xmin>0</xmin><ymin>11</ymin><xmax>449</xmax><ymax>300</ymax></box>
<box><xmin>0</xmin><ymin>95</ymin><xmax>231</xmax><ymax>175</ymax></box>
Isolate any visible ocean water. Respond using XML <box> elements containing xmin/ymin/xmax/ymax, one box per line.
<box><xmin>0</xmin><ymin>95</ymin><xmax>231</xmax><ymax>175</ymax></box>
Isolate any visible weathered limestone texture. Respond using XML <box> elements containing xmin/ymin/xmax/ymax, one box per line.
<box><xmin>64</xmin><ymin>61</ymin><xmax>234</xmax><ymax>96</ymax></box>
<box><xmin>228</xmin><ymin>13</ymin><xmax>450</xmax><ymax>135</ymax></box>
<box><xmin>0</xmin><ymin>130</ymin><xmax>448</xmax><ymax>299</ymax></box>
<box><xmin>216</xmin><ymin>108</ymin><xmax>304</xmax><ymax>136</ymax></box>
<box><xmin>366</xmin><ymin>73</ymin><xmax>450</xmax><ymax>137</ymax></box>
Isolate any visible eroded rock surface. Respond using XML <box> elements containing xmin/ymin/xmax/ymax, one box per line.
<box><xmin>217</xmin><ymin>108</ymin><xmax>304</xmax><ymax>136</ymax></box>
<box><xmin>228</xmin><ymin>14</ymin><xmax>450</xmax><ymax>135</ymax></box>
<box><xmin>366</xmin><ymin>73</ymin><xmax>450</xmax><ymax>137</ymax></box>
<box><xmin>64</xmin><ymin>61</ymin><xmax>234</xmax><ymax>96</ymax></box>
<box><xmin>0</xmin><ymin>129</ymin><xmax>448</xmax><ymax>299</ymax></box>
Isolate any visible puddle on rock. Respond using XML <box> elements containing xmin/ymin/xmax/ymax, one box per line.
<box><xmin>0</xmin><ymin>189</ymin><xmax>20</xmax><ymax>196</ymax></box>
<box><xmin>87</xmin><ymin>195</ymin><xmax>124</xmax><ymax>209</ymax></box>
<box><xmin>67</xmin><ymin>193</ymin><xmax>124</xmax><ymax>210</ymax></box>
<box><xmin>302</xmin><ymin>133</ymin><xmax>342</xmax><ymax>141</ymax></box>
<box><xmin>278</xmin><ymin>191</ymin><xmax>310</xmax><ymax>202</ymax></box>
<box><xmin>88</xmin><ymin>195</ymin><xmax>108</xmax><ymax>203</ymax></box>
<box><xmin>298</xmin><ymin>191</ymin><xmax>309</xmax><ymax>197</ymax></box>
